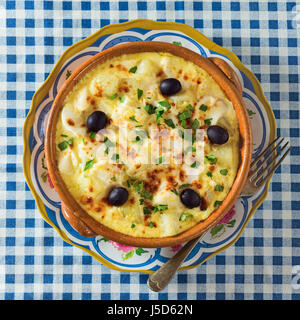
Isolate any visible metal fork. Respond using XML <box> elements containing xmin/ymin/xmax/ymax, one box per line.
<box><xmin>148</xmin><ymin>136</ymin><xmax>291</xmax><ymax>292</ymax></box>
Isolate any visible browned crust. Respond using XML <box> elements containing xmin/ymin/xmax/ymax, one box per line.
<box><xmin>45</xmin><ymin>41</ymin><xmax>252</xmax><ymax>248</ymax></box>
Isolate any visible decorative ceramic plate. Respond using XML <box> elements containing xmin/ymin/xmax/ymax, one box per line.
<box><xmin>23</xmin><ymin>20</ymin><xmax>276</xmax><ymax>273</ymax></box>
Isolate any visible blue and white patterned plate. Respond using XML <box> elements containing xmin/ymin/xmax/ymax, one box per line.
<box><xmin>24</xmin><ymin>22</ymin><xmax>276</xmax><ymax>273</ymax></box>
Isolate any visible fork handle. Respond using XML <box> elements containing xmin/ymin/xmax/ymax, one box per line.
<box><xmin>147</xmin><ymin>236</ymin><xmax>202</xmax><ymax>292</ymax></box>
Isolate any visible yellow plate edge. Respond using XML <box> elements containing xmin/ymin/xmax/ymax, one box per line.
<box><xmin>22</xmin><ymin>19</ymin><xmax>277</xmax><ymax>274</ymax></box>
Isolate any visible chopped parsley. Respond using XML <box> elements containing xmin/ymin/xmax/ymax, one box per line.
<box><xmin>148</xmin><ymin>222</ymin><xmax>155</xmax><ymax>228</ymax></box>
<box><xmin>144</xmin><ymin>104</ymin><xmax>156</xmax><ymax>114</ymax></box>
<box><xmin>140</xmin><ymin>189</ymin><xmax>153</xmax><ymax>200</ymax></box>
<box><xmin>191</xmin><ymin>161</ymin><xmax>200</xmax><ymax>168</ymax></box>
<box><xmin>204</xmin><ymin>118</ymin><xmax>213</xmax><ymax>125</ymax></box>
<box><xmin>179</xmin><ymin>183</ymin><xmax>191</xmax><ymax>189</ymax></box>
<box><xmin>155</xmin><ymin>99</ymin><xmax>171</xmax><ymax>125</ymax></box>
<box><xmin>220</xmin><ymin>169</ymin><xmax>228</xmax><ymax>176</ymax></box>
<box><xmin>104</xmin><ymin>137</ymin><xmax>116</xmax><ymax>154</ymax></box>
<box><xmin>129</xmin><ymin>66</ymin><xmax>137</xmax><ymax>73</ymax></box>
<box><xmin>192</xmin><ymin>118</ymin><xmax>199</xmax><ymax>130</ymax></box>
<box><xmin>173</xmin><ymin>41</ymin><xmax>182</xmax><ymax>46</ymax></box>
<box><xmin>156</xmin><ymin>155</ymin><xmax>164</xmax><ymax>165</ymax></box>
<box><xmin>170</xmin><ymin>189</ymin><xmax>179</xmax><ymax>196</ymax></box>
<box><xmin>127</xmin><ymin>178</ymin><xmax>153</xmax><ymax>200</ymax></box>
<box><xmin>60</xmin><ymin>134</ymin><xmax>68</xmax><ymax>138</ymax></box>
<box><xmin>137</xmin><ymin>88</ymin><xmax>143</xmax><ymax>100</ymax></box>
<box><xmin>143</xmin><ymin>207</ymin><xmax>152</xmax><ymax>215</ymax></box>
<box><xmin>129</xmin><ymin>115</ymin><xmax>138</xmax><ymax>122</ymax></box>
<box><xmin>89</xmin><ymin>131</ymin><xmax>96</xmax><ymax>139</ymax></box>
<box><xmin>206</xmin><ymin>171</ymin><xmax>213</xmax><ymax>178</ymax></box>
<box><xmin>135</xmin><ymin>136</ymin><xmax>142</xmax><ymax>144</ymax></box>
<box><xmin>178</xmin><ymin>104</ymin><xmax>193</xmax><ymax>128</ymax></box>
<box><xmin>153</xmin><ymin>204</ymin><xmax>168</xmax><ymax>213</ymax></box>
<box><xmin>158</xmin><ymin>99</ymin><xmax>171</xmax><ymax>110</ymax></box>
<box><xmin>164</xmin><ymin>118</ymin><xmax>176</xmax><ymax>128</ymax></box>
<box><xmin>58</xmin><ymin>138</ymin><xmax>73</xmax><ymax>151</ymax></box>
<box><xmin>205</xmin><ymin>154</ymin><xmax>217</xmax><ymax>164</ymax></box>
<box><xmin>84</xmin><ymin>159</ymin><xmax>94</xmax><ymax>171</ymax></box>
<box><xmin>119</xmin><ymin>96</ymin><xmax>125</xmax><ymax>103</ymax></box>
<box><xmin>110</xmin><ymin>93</ymin><xmax>118</xmax><ymax>100</ymax></box>
<box><xmin>155</xmin><ymin>106</ymin><xmax>165</xmax><ymax>124</ymax></box>
<box><xmin>214</xmin><ymin>200</ymin><xmax>223</xmax><ymax>207</ymax></box>
<box><xmin>215</xmin><ymin>184</ymin><xmax>224</xmax><ymax>192</ymax></box>
<box><xmin>178</xmin><ymin>129</ymin><xmax>185</xmax><ymax>139</ymax></box>
<box><xmin>179</xmin><ymin>212</ymin><xmax>193</xmax><ymax>221</ymax></box>
<box><xmin>131</xmin><ymin>223</ymin><xmax>136</xmax><ymax>228</ymax></box>
<box><xmin>199</xmin><ymin>104</ymin><xmax>208</xmax><ymax>112</ymax></box>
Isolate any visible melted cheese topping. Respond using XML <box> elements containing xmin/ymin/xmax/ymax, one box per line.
<box><xmin>56</xmin><ymin>52</ymin><xmax>239</xmax><ymax>238</ymax></box>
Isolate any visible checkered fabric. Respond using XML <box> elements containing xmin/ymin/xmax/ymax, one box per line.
<box><xmin>0</xmin><ymin>0</ymin><xmax>300</xmax><ymax>300</ymax></box>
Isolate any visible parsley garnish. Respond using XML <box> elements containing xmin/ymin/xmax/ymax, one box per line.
<box><xmin>156</xmin><ymin>156</ymin><xmax>164</xmax><ymax>165</ymax></box>
<box><xmin>155</xmin><ymin>106</ymin><xmax>165</xmax><ymax>124</ymax></box>
<box><xmin>58</xmin><ymin>138</ymin><xmax>73</xmax><ymax>151</ymax></box>
<box><xmin>110</xmin><ymin>93</ymin><xmax>118</xmax><ymax>100</ymax></box>
<box><xmin>199</xmin><ymin>104</ymin><xmax>208</xmax><ymax>112</ymax></box>
<box><xmin>158</xmin><ymin>99</ymin><xmax>171</xmax><ymax>110</ymax></box>
<box><xmin>191</xmin><ymin>161</ymin><xmax>200</xmax><ymax>168</ymax></box>
<box><xmin>140</xmin><ymin>189</ymin><xmax>153</xmax><ymax>200</ymax></box>
<box><xmin>214</xmin><ymin>200</ymin><xmax>223</xmax><ymax>207</ymax></box>
<box><xmin>179</xmin><ymin>212</ymin><xmax>193</xmax><ymax>221</ymax></box>
<box><xmin>164</xmin><ymin>118</ymin><xmax>176</xmax><ymax>128</ymax></box>
<box><xmin>104</xmin><ymin>137</ymin><xmax>116</xmax><ymax>154</ymax></box>
<box><xmin>215</xmin><ymin>184</ymin><xmax>224</xmax><ymax>192</ymax></box>
<box><xmin>179</xmin><ymin>183</ymin><xmax>191</xmax><ymax>189</ymax></box>
<box><xmin>144</xmin><ymin>104</ymin><xmax>156</xmax><ymax>114</ymax></box>
<box><xmin>204</xmin><ymin>118</ymin><xmax>213</xmax><ymax>125</ymax></box>
<box><xmin>137</xmin><ymin>88</ymin><xmax>143</xmax><ymax>100</ymax></box>
<box><xmin>220</xmin><ymin>169</ymin><xmax>228</xmax><ymax>176</ymax></box>
<box><xmin>178</xmin><ymin>104</ymin><xmax>193</xmax><ymax>128</ymax></box>
<box><xmin>205</xmin><ymin>155</ymin><xmax>217</xmax><ymax>164</ymax></box>
<box><xmin>143</xmin><ymin>207</ymin><xmax>152</xmax><ymax>215</ymax></box>
<box><xmin>170</xmin><ymin>189</ymin><xmax>178</xmax><ymax>195</ymax></box>
<box><xmin>129</xmin><ymin>115</ymin><xmax>138</xmax><ymax>122</ymax></box>
<box><xmin>129</xmin><ymin>66</ymin><xmax>137</xmax><ymax>73</ymax></box>
<box><xmin>84</xmin><ymin>159</ymin><xmax>94</xmax><ymax>171</ymax></box>
<box><xmin>153</xmin><ymin>204</ymin><xmax>168</xmax><ymax>213</ymax></box>
<box><xmin>173</xmin><ymin>41</ymin><xmax>182</xmax><ymax>46</ymax></box>
<box><xmin>89</xmin><ymin>131</ymin><xmax>96</xmax><ymax>139</ymax></box>
<box><xmin>192</xmin><ymin>118</ymin><xmax>199</xmax><ymax>130</ymax></box>
<box><xmin>206</xmin><ymin>171</ymin><xmax>213</xmax><ymax>178</ymax></box>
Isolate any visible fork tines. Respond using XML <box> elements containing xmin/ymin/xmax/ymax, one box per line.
<box><xmin>249</xmin><ymin>136</ymin><xmax>291</xmax><ymax>186</ymax></box>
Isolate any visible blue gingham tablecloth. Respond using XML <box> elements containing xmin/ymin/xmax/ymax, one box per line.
<box><xmin>0</xmin><ymin>0</ymin><xmax>299</xmax><ymax>300</ymax></box>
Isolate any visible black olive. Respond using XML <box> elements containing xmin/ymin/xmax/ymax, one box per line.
<box><xmin>207</xmin><ymin>125</ymin><xmax>229</xmax><ymax>145</ymax></box>
<box><xmin>108</xmin><ymin>187</ymin><xmax>129</xmax><ymax>206</ymax></box>
<box><xmin>180</xmin><ymin>188</ymin><xmax>201</xmax><ymax>209</ymax></box>
<box><xmin>86</xmin><ymin>111</ymin><xmax>107</xmax><ymax>132</ymax></box>
<box><xmin>160</xmin><ymin>78</ymin><xmax>182</xmax><ymax>96</ymax></box>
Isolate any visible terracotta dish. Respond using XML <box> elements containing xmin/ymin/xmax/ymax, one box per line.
<box><xmin>45</xmin><ymin>41</ymin><xmax>252</xmax><ymax>248</ymax></box>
